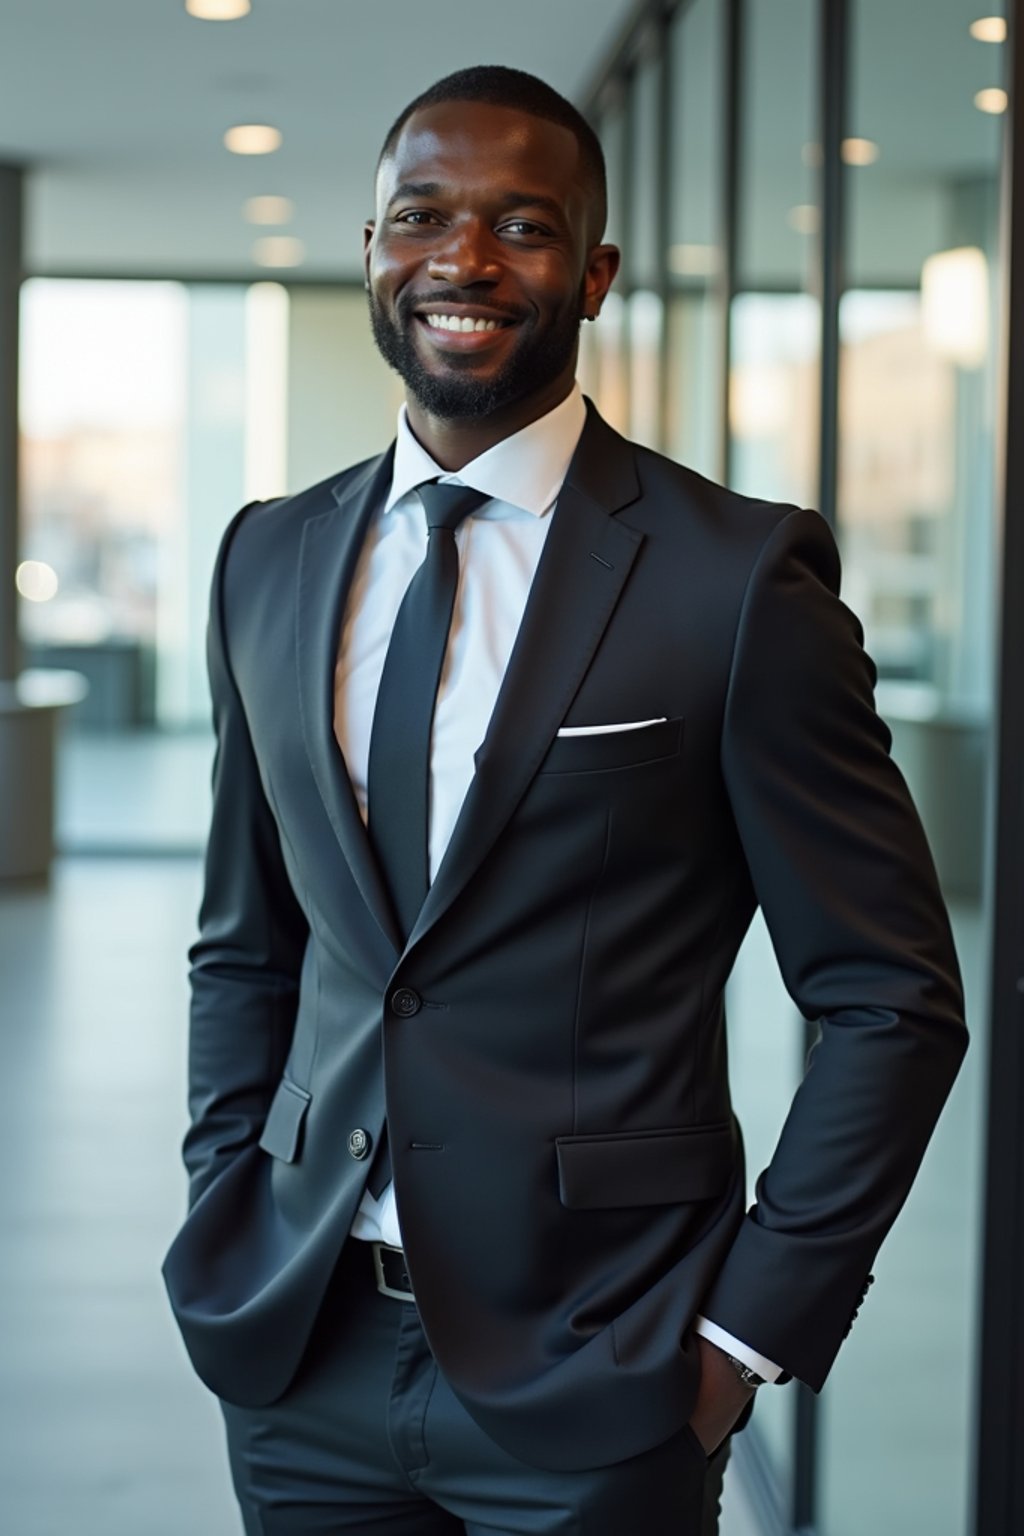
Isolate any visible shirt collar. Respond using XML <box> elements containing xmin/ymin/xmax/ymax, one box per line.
<box><xmin>383</xmin><ymin>383</ymin><xmax>587</xmax><ymax>519</ymax></box>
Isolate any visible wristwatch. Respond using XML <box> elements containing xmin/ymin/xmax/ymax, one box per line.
<box><xmin>723</xmin><ymin>1352</ymin><xmax>766</xmax><ymax>1389</ymax></box>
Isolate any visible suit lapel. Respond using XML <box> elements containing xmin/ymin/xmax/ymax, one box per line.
<box><xmin>407</xmin><ymin>406</ymin><xmax>644</xmax><ymax>951</ymax></box>
<box><xmin>296</xmin><ymin>448</ymin><xmax>403</xmax><ymax>967</ymax></box>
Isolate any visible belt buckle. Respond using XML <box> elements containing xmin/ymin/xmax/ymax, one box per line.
<box><xmin>372</xmin><ymin>1241</ymin><xmax>414</xmax><ymax>1301</ymax></box>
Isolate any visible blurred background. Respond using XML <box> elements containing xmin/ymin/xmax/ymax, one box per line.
<box><xmin>1</xmin><ymin>2</ymin><xmax>1022</xmax><ymax>1533</ymax></box>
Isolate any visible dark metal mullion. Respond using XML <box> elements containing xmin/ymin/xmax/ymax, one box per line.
<box><xmin>620</xmin><ymin>66</ymin><xmax>637</xmax><ymax>435</ymax></box>
<box><xmin>581</xmin><ymin>0</ymin><xmax>682</xmax><ymax>124</ymax></box>
<box><xmin>719</xmin><ymin>0</ymin><xmax>742</xmax><ymax>486</ymax></box>
<box><xmin>789</xmin><ymin>1</ymin><xmax>850</xmax><ymax>1530</ymax></box>
<box><xmin>655</xmin><ymin>1</ymin><xmax>674</xmax><ymax>453</ymax></box>
<box><xmin>0</xmin><ymin>165</ymin><xmax>24</xmax><ymax>683</ymax></box>
<box><xmin>816</xmin><ymin>0</ymin><xmax>847</xmax><ymax>535</ymax></box>
<box><xmin>974</xmin><ymin>3</ymin><xmax>1024</xmax><ymax>1532</ymax></box>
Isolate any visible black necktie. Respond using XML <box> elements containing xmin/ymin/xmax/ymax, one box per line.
<box><xmin>367</xmin><ymin>480</ymin><xmax>488</xmax><ymax>940</ymax></box>
<box><xmin>364</xmin><ymin>479</ymin><xmax>487</xmax><ymax>1197</ymax></box>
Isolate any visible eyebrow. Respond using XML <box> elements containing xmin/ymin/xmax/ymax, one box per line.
<box><xmin>387</xmin><ymin>183</ymin><xmax>566</xmax><ymax>222</ymax></box>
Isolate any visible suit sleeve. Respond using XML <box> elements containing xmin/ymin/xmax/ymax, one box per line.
<box><xmin>182</xmin><ymin>504</ymin><xmax>309</xmax><ymax>1211</ymax></box>
<box><xmin>701</xmin><ymin>506</ymin><xmax>968</xmax><ymax>1390</ymax></box>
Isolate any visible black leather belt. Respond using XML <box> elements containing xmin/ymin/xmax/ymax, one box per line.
<box><xmin>371</xmin><ymin>1241</ymin><xmax>414</xmax><ymax>1301</ymax></box>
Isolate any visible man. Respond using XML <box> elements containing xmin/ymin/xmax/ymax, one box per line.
<box><xmin>163</xmin><ymin>65</ymin><xmax>967</xmax><ymax>1536</ymax></box>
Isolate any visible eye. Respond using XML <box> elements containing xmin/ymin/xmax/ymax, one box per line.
<box><xmin>394</xmin><ymin>209</ymin><xmax>442</xmax><ymax>227</ymax></box>
<box><xmin>500</xmin><ymin>219</ymin><xmax>549</xmax><ymax>238</ymax></box>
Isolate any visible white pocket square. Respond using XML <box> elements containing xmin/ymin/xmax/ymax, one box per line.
<box><xmin>556</xmin><ymin>718</ymin><xmax>668</xmax><ymax>737</ymax></box>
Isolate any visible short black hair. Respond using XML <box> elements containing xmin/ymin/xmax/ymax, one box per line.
<box><xmin>377</xmin><ymin>65</ymin><xmax>607</xmax><ymax>242</ymax></box>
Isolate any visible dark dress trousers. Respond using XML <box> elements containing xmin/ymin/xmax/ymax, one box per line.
<box><xmin>163</xmin><ymin>401</ymin><xmax>967</xmax><ymax>1475</ymax></box>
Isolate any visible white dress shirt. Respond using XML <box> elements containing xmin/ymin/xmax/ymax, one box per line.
<box><xmin>332</xmin><ymin>382</ymin><xmax>781</xmax><ymax>1384</ymax></box>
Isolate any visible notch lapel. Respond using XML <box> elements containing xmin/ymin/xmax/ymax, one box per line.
<box><xmin>296</xmin><ymin>448</ymin><xmax>402</xmax><ymax>969</ymax></box>
<box><xmin>406</xmin><ymin>407</ymin><xmax>645</xmax><ymax>951</ymax></box>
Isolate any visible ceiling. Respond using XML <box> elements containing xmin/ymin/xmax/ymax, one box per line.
<box><xmin>0</xmin><ymin>0</ymin><xmax>1008</xmax><ymax>286</ymax></box>
<box><xmin>0</xmin><ymin>0</ymin><xmax>632</xmax><ymax>280</ymax></box>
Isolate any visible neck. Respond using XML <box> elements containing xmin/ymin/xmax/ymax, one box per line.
<box><xmin>404</xmin><ymin>375</ymin><xmax>575</xmax><ymax>472</ymax></box>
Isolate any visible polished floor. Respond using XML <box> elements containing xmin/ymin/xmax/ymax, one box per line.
<box><xmin>0</xmin><ymin>857</ymin><xmax>760</xmax><ymax>1536</ymax></box>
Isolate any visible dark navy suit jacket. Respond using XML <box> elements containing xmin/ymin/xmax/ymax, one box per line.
<box><xmin>162</xmin><ymin>402</ymin><xmax>966</xmax><ymax>1471</ymax></box>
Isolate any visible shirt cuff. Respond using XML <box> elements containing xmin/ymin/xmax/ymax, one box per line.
<box><xmin>694</xmin><ymin>1315</ymin><xmax>784</xmax><ymax>1383</ymax></box>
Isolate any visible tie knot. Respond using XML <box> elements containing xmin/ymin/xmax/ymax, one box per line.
<box><xmin>417</xmin><ymin>480</ymin><xmax>488</xmax><ymax>533</ymax></box>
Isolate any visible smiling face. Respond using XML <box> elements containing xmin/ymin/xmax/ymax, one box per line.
<box><xmin>364</xmin><ymin>100</ymin><xmax>619</xmax><ymax>438</ymax></box>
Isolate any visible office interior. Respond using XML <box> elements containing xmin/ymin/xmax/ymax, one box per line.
<box><xmin>1</xmin><ymin>2</ymin><xmax>1022</xmax><ymax>1534</ymax></box>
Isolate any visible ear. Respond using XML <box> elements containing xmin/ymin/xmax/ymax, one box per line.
<box><xmin>363</xmin><ymin>221</ymin><xmax>375</xmax><ymax>288</ymax></box>
<box><xmin>581</xmin><ymin>244</ymin><xmax>621</xmax><ymax>320</ymax></box>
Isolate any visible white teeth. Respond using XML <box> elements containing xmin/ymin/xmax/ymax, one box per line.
<box><xmin>424</xmin><ymin>313</ymin><xmax>502</xmax><ymax>333</ymax></box>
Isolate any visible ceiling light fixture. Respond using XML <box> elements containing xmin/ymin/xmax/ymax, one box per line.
<box><xmin>842</xmin><ymin>137</ymin><xmax>880</xmax><ymax>166</ymax></box>
<box><xmin>253</xmin><ymin>236</ymin><xmax>305</xmax><ymax>268</ymax></box>
<box><xmin>186</xmin><ymin>0</ymin><xmax>252</xmax><ymax>18</ymax></box>
<box><xmin>921</xmin><ymin>246</ymin><xmax>989</xmax><ymax>368</ymax></box>
<box><xmin>969</xmin><ymin>16</ymin><xmax>1007</xmax><ymax>43</ymax></box>
<box><xmin>245</xmin><ymin>196</ymin><xmax>295</xmax><ymax>225</ymax></box>
<box><xmin>974</xmin><ymin>87</ymin><xmax>1009</xmax><ymax>113</ymax></box>
<box><xmin>225</xmin><ymin>124</ymin><xmax>282</xmax><ymax>155</ymax></box>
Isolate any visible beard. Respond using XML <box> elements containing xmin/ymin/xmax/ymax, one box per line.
<box><xmin>368</xmin><ymin>285</ymin><xmax>584</xmax><ymax>419</ymax></box>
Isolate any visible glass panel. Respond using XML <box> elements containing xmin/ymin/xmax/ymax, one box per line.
<box><xmin>724</xmin><ymin>0</ymin><xmax>818</xmax><ymax>1501</ymax></box>
<box><xmin>819</xmin><ymin>2</ymin><xmax>1004</xmax><ymax>1532</ymax></box>
<box><xmin>589</xmin><ymin>99</ymin><xmax>630</xmax><ymax>432</ymax></box>
<box><xmin>730</xmin><ymin>0</ymin><xmax>820</xmax><ymax>509</ymax></box>
<box><xmin>629</xmin><ymin>55</ymin><xmax>660</xmax><ymax>291</ymax></box>
<box><xmin>626</xmin><ymin>53</ymin><xmax>663</xmax><ymax>451</ymax></box>
<box><xmin>729</xmin><ymin>291</ymin><xmax>819</xmax><ymax>506</ymax></box>
<box><xmin>665</xmin><ymin>0</ymin><xmax>724</xmax><ymax>479</ymax></box>
<box><xmin>19</xmin><ymin>278</ymin><xmax>188</xmax><ymax>687</ymax></box>
<box><xmin>18</xmin><ymin>278</ymin><xmax>398</xmax><ymax>852</ymax></box>
<box><xmin>286</xmin><ymin>286</ymin><xmax>402</xmax><ymax>489</ymax></box>
<box><xmin>628</xmin><ymin>289</ymin><xmax>664</xmax><ymax>451</ymax></box>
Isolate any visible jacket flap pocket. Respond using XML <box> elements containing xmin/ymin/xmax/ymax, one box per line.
<box><xmin>555</xmin><ymin>1121</ymin><xmax>735</xmax><ymax>1209</ymax></box>
<box><xmin>259</xmin><ymin>1078</ymin><xmax>312</xmax><ymax>1164</ymax></box>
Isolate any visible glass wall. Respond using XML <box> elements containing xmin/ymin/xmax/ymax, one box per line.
<box><xmin>723</xmin><ymin>0</ymin><xmax>821</xmax><ymax>1505</ymax></box>
<box><xmin>586</xmin><ymin>0</ymin><xmax>1009</xmax><ymax>1531</ymax></box>
<box><xmin>627</xmin><ymin>45</ymin><xmax>664</xmax><ymax>450</ymax></box>
<box><xmin>18</xmin><ymin>279</ymin><xmax>398</xmax><ymax>851</ymax></box>
<box><xmin>666</xmin><ymin>0</ymin><xmax>725</xmax><ymax>479</ymax></box>
<box><xmin>818</xmin><ymin>2</ymin><xmax>1003</xmax><ymax>1532</ymax></box>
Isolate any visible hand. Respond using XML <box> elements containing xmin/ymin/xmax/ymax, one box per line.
<box><xmin>688</xmin><ymin>1335</ymin><xmax>757</xmax><ymax>1456</ymax></box>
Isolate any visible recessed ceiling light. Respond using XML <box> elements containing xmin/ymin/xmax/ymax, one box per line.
<box><xmin>225</xmin><ymin>124</ymin><xmax>282</xmax><ymax>155</ymax></box>
<box><xmin>842</xmin><ymin>137</ymin><xmax>880</xmax><ymax>166</ymax></box>
<box><xmin>974</xmin><ymin>87</ymin><xmax>1009</xmax><ymax>114</ymax></box>
<box><xmin>245</xmin><ymin>196</ymin><xmax>295</xmax><ymax>225</ymax></box>
<box><xmin>788</xmin><ymin>204</ymin><xmax>820</xmax><ymax>235</ymax></box>
<box><xmin>253</xmin><ymin>236</ymin><xmax>305</xmax><ymax>268</ymax></box>
<box><xmin>969</xmin><ymin>16</ymin><xmax>1007</xmax><ymax>43</ymax></box>
<box><xmin>186</xmin><ymin>0</ymin><xmax>251</xmax><ymax>18</ymax></box>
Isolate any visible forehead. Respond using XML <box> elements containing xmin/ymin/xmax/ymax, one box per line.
<box><xmin>378</xmin><ymin>100</ymin><xmax>585</xmax><ymax>206</ymax></box>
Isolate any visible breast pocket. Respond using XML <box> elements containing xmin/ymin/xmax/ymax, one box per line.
<box><xmin>539</xmin><ymin>717</ymin><xmax>684</xmax><ymax>776</ymax></box>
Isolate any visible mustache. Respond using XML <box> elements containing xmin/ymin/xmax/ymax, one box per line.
<box><xmin>397</xmin><ymin>290</ymin><xmax>531</xmax><ymax>324</ymax></box>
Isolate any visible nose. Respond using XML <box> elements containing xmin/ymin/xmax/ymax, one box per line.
<box><xmin>427</xmin><ymin>218</ymin><xmax>501</xmax><ymax>287</ymax></box>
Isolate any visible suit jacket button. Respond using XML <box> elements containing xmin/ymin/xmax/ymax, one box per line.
<box><xmin>348</xmin><ymin>1128</ymin><xmax>372</xmax><ymax>1160</ymax></box>
<box><xmin>391</xmin><ymin>988</ymin><xmax>421</xmax><ymax>1017</ymax></box>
